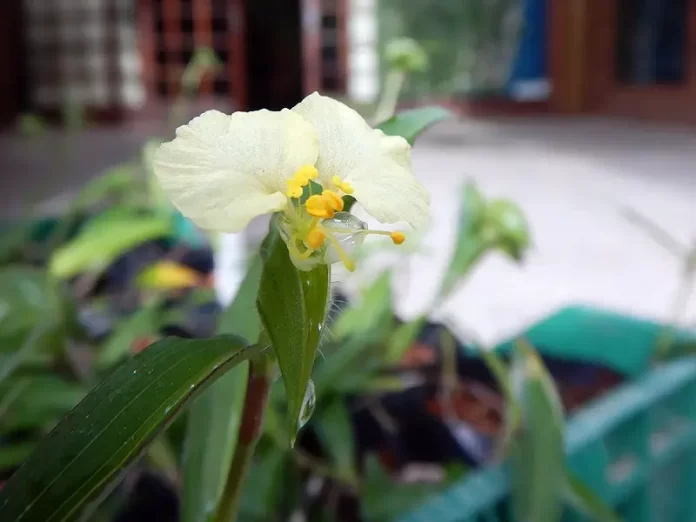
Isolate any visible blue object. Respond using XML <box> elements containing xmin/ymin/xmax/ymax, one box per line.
<box><xmin>507</xmin><ymin>0</ymin><xmax>549</xmax><ymax>100</ymax></box>
<box><xmin>172</xmin><ymin>211</ymin><xmax>207</xmax><ymax>249</ymax></box>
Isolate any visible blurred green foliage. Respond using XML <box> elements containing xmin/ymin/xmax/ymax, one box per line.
<box><xmin>378</xmin><ymin>0</ymin><xmax>523</xmax><ymax>97</ymax></box>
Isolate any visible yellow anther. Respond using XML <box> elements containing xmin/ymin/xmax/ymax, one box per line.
<box><xmin>391</xmin><ymin>231</ymin><xmax>406</xmax><ymax>245</ymax></box>
<box><xmin>332</xmin><ymin>175</ymin><xmax>354</xmax><ymax>195</ymax></box>
<box><xmin>322</xmin><ymin>190</ymin><xmax>344</xmax><ymax>212</ymax></box>
<box><xmin>295</xmin><ymin>165</ymin><xmax>319</xmax><ymax>185</ymax></box>
<box><xmin>286</xmin><ymin>179</ymin><xmax>303</xmax><ymax>198</ymax></box>
<box><xmin>305</xmin><ymin>194</ymin><xmax>334</xmax><ymax>218</ymax></box>
<box><xmin>306</xmin><ymin>228</ymin><xmax>326</xmax><ymax>249</ymax></box>
<box><xmin>305</xmin><ymin>191</ymin><xmax>344</xmax><ymax>218</ymax></box>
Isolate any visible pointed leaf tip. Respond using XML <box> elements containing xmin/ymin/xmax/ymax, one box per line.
<box><xmin>257</xmin><ymin>226</ymin><xmax>330</xmax><ymax>442</ymax></box>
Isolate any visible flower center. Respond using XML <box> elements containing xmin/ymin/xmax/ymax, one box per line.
<box><xmin>280</xmin><ymin>165</ymin><xmax>407</xmax><ymax>271</ymax></box>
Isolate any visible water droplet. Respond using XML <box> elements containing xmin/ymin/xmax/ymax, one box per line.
<box><xmin>132</xmin><ymin>370</ymin><xmax>137</xmax><ymax>374</ymax></box>
<box><xmin>190</xmin><ymin>384</ymin><xmax>195</xmax><ymax>390</ymax></box>
<box><xmin>298</xmin><ymin>379</ymin><xmax>316</xmax><ymax>429</ymax></box>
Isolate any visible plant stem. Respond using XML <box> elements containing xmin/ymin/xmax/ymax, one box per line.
<box><xmin>214</xmin><ymin>352</ymin><xmax>273</xmax><ymax>522</ymax></box>
<box><xmin>373</xmin><ymin>69</ymin><xmax>406</xmax><ymax>125</ymax></box>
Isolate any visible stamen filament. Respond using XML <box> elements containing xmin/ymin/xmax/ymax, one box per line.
<box><xmin>324</xmin><ymin>232</ymin><xmax>356</xmax><ymax>272</ymax></box>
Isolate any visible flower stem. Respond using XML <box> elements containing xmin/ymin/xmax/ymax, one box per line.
<box><xmin>373</xmin><ymin>69</ymin><xmax>406</xmax><ymax>125</ymax></box>
<box><xmin>214</xmin><ymin>351</ymin><xmax>274</xmax><ymax>522</ymax></box>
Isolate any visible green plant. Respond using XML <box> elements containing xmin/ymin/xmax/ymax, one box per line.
<box><xmin>378</xmin><ymin>0</ymin><xmax>523</xmax><ymax>97</ymax></box>
<box><xmin>0</xmin><ymin>99</ymin><xmax>453</xmax><ymax>522</ymax></box>
<box><xmin>623</xmin><ymin>207</ymin><xmax>696</xmax><ymax>360</ymax></box>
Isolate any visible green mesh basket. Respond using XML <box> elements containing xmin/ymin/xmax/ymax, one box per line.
<box><xmin>495</xmin><ymin>306</ymin><xmax>696</xmax><ymax>378</ymax></box>
<box><xmin>398</xmin><ymin>307</ymin><xmax>696</xmax><ymax>522</ymax></box>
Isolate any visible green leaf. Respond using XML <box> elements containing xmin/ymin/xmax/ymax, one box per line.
<box><xmin>385</xmin><ymin>316</ymin><xmax>426</xmax><ymax>363</ymax></box>
<box><xmin>509</xmin><ymin>342</ymin><xmax>566</xmax><ymax>522</ymax></box>
<box><xmin>0</xmin><ymin>323</ymin><xmax>60</xmax><ymax>384</ymax></box>
<box><xmin>439</xmin><ymin>183</ymin><xmax>487</xmax><ymax>299</ymax></box>
<box><xmin>0</xmin><ymin>335</ymin><xmax>260</xmax><ymax>522</ymax></box>
<box><xmin>0</xmin><ymin>442</ymin><xmax>36</xmax><ymax>471</ymax></box>
<box><xmin>483</xmin><ymin>199</ymin><xmax>530</xmax><ymax>261</ymax></box>
<box><xmin>49</xmin><ymin>210</ymin><xmax>172</xmax><ymax>279</ymax></box>
<box><xmin>0</xmin><ymin>376</ymin><xmax>86</xmax><ymax>434</ymax></box>
<box><xmin>478</xmin><ymin>348</ymin><xmax>520</xmax><ymax>458</ymax></box>
<box><xmin>240</xmin><ymin>443</ymin><xmax>295</xmax><ymax>522</ymax></box>
<box><xmin>97</xmin><ymin>297</ymin><xmax>164</xmax><ymax>370</ymax></box>
<box><xmin>181</xmin><ymin>256</ymin><xmax>263</xmax><ymax>522</ymax></box>
<box><xmin>377</xmin><ymin>106</ymin><xmax>453</xmax><ymax>144</ymax></box>
<box><xmin>257</xmin><ymin>230</ymin><xmax>330</xmax><ymax>443</ymax></box>
<box><xmin>0</xmin><ymin>267</ymin><xmax>64</xmax><ymax>378</ymax></box>
<box><xmin>315</xmin><ymin>399</ymin><xmax>356</xmax><ymax>483</ymax></box>
<box><xmin>564</xmin><ymin>471</ymin><xmax>621</xmax><ymax>522</ymax></box>
<box><xmin>0</xmin><ymin>267</ymin><xmax>59</xmax><ymax>346</ymax></box>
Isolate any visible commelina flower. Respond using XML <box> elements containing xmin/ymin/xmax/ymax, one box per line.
<box><xmin>153</xmin><ymin>92</ymin><xmax>430</xmax><ymax>271</ymax></box>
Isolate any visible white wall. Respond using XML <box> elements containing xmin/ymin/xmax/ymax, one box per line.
<box><xmin>347</xmin><ymin>0</ymin><xmax>379</xmax><ymax>103</ymax></box>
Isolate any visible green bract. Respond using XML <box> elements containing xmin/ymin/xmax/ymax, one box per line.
<box><xmin>257</xmin><ymin>224</ymin><xmax>330</xmax><ymax>443</ymax></box>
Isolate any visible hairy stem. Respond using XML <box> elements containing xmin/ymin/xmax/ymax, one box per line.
<box><xmin>214</xmin><ymin>352</ymin><xmax>273</xmax><ymax>522</ymax></box>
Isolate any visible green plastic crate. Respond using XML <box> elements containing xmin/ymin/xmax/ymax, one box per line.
<box><xmin>398</xmin><ymin>355</ymin><xmax>696</xmax><ymax>522</ymax></box>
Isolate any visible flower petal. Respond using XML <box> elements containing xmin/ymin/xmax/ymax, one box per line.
<box><xmin>292</xmin><ymin>93</ymin><xmax>430</xmax><ymax>228</ymax></box>
<box><xmin>154</xmin><ymin>109</ymin><xmax>318</xmax><ymax>232</ymax></box>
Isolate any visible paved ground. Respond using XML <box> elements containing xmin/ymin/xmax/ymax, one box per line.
<box><xmin>351</xmin><ymin>116</ymin><xmax>696</xmax><ymax>344</ymax></box>
<box><xmin>2</xmin><ymin>116</ymin><xmax>695</xmax><ymax>344</ymax></box>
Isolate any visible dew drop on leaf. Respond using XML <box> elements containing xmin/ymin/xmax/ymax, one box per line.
<box><xmin>298</xmin><ymin>379</ymin><xmax>316</xmax><ymax>429</ymax></box>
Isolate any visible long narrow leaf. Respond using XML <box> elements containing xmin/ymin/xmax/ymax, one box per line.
<box><xmin>377</xmin><ymin>106</ymin><xmax>453</xmax><ymax>144</ymax></box>
<box><xmin>181</xmin><ymin>255</ymin><xmax>263</xmax><ymax>522</ymax></box>
<box><xmin>509</xmin><ymin>341</ymin><xmax>566</xmax><ymax>522</ymax></box>
<box><xmin>565</xmin><ymin>471</ymin><xmax>621</xmax><ymax>522</ymax></box>
<box><xmin>0</xmin><ymin>335</ymin><xmax>259</xmax><ymax>522</ymax></box>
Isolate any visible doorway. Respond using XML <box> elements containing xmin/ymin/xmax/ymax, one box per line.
<box><xmin>0</xmin><ymin>1</ymin><xmax>27</xmax><ymax>127</ymax></box>
<box><xmin>556</xmin><ymin>0</ymin><xmax>696</xmax><ymax>122</ymax></box>
<box><xmin>615</xmin><ymin>0</ymin><xmax>689</xmax><ymax>86</ymax></box>
<box><xmin>246</xmin><ymin>0</ymin><xmax>304</xmax><ymax>110</ymax></box>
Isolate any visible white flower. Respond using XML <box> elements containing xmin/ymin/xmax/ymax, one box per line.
<box><xmin>154</xmin><ymin>92</ymin><xmax>430</xmax><ymax>270</ymax></box>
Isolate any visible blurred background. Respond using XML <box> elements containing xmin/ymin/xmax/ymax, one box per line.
<box><xmin>0</xmin><ymin>1</ymin><xmax>696</xmax><ymax>521</ymax></box>
<box><xmin>2</xmin><ymin>0</ymin><xmax>694</xmax><ymax>338</ymax></box>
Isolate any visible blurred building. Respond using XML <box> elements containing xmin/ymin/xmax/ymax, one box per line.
<box><xmin>550</xmin><ymin>0</ymin><xmax>696</xmax><ymax>123</ymax></box>
<box><xmin>0</xmin><ymin>0</ymin><xmax>376</xmax><ymax>126</ymax></box>
<box><xmin>379</xmin><ymin>0</ymin><xmax>696</xmax><ymax>125</ymax></box>
<box><xmin>0</xmin><ymin>0</ymin><xmax>693</xmax><ymax>127</ymax></box>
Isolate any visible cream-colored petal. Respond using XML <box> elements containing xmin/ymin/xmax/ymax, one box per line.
<box><xmin>154</xmin><ymin>109</ymin><xmax>318</xmax><ymax>232</ymax></box>
<box><xmin>292</xmin><ymin>93</ymin><xmax>430</xmax><ymax>228</ymax></box>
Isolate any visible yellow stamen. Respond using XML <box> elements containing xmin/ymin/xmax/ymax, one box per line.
<box><xmin>322</xmin><ymin>190</ymin><xmax>344</xmax><ymax>212</ymax></box>
<box><xmin>306</xmin><ymin>228</ymin><xmax>326</xmax><ymax>249</ymax></box>
<box><xmin>305</xmin><ymin>191</ymin><xmax>344</xmax><ymax>218</ymax></box>
<box><xmin>332</xmin><ymin>175</ymin><xmax>354</xmax><ymax>195</ymax></box>
<box><xmin>286</xmin><ymin>180</ymin><xmax>303</xmax><ymax>198</ymax></box>
<box><xmin>287</xmin><ymin>165</ymin><xmax>319</xmax><ymax>198</ymax></box>
<box><xmin>305</xmin><ymin>194</ymin><xmax>334</xmax><ymax>218</ymax></box>
<box><xmin>296</xmin><ymin>165</ymin><xmax>319</xmax><ymax>183</ymax></box>
<box><xmin>391</xmin><ymin>231</ymin><xmax>406</xmax><ymax>245</ymax></box>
